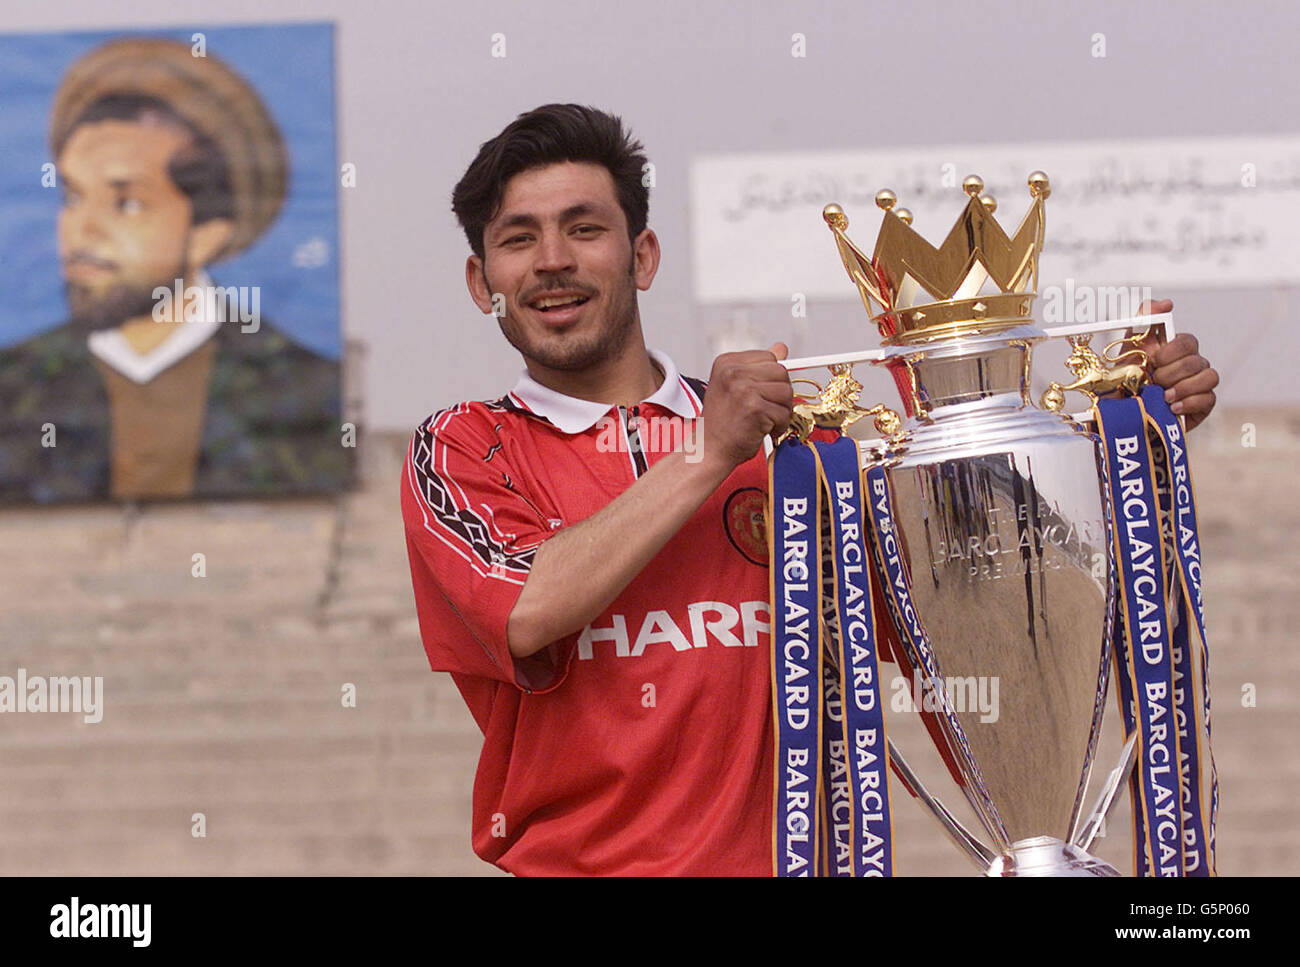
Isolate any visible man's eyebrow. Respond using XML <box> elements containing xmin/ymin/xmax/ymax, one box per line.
<box><xmin>491</xmin><ymin>202</ymin><xmax>610</xmax><ymax>238</ymax></box>
<box><xmin>60</xmin><ymin>173</ymin><xmax>146</xmax><ymax>193</ymax></box>
<box><xmin>492</xmin><ymin>212</ymin><xmax>540</xmax><ymax>236</ymax></box>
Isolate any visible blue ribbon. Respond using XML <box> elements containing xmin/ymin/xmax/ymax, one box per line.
<box><xmin>820</xmin><ymin>659</ymin><xmax>853</xmax><ymax>875</ymax></box>
<box><xmin>816</xmin><ymin>487</ymin><xmax>846</xmax><ymax>872</ymax></box>
<box><xmin>770</xmin><ymin>439</ymin><xmax>823</xmax><ymax>876</ymax></box>
<box><xmin>1097</xmin><ymin>433</ymin><xmax>1148</xmax><ymax>876</ymax></box>
<box><xmin>1141</xmin><ymin>384</ymin><xmax>1217</xmax><ymax>875</ymax></box>
<box><xmin>814</xmin><ymin>438</ymin><xmax>894</xmax><ymax>876</ymax></box>
<box><xmin>770</xmin><ymin>435</ymin><xmax>895</xmax><ymax>877</ymax></box>
<box><xmin>1096</xmin><ymin>394</ymin><xmax>1185</xmax><ymax>876</ymax></box>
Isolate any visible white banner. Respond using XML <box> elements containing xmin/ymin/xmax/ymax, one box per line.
<box><xmin>689</xmin><ymin>137</ymin><xmax>1300</xmax><ymax>304</ymax></box>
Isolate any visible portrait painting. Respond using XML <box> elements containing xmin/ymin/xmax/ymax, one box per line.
<box><xmin>0</xmin><ymin>23</ymin><xmax>346</xmax><ymax>502</ymax></box>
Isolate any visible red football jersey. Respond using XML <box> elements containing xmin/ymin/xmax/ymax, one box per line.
<box><xmin>401</xmin><ymin>351</ymin><xmax>774</xmax><ymax>875</ymax></box>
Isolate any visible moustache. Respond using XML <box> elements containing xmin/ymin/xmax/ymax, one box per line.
<box><xmin>520</xmin><ymin>280</ymin><xmax>596</xmax><ymax>303</ymax></box>
<box><xmin>63</xmin><ymin>252</ymin><xmax>118</xmax><ymax>271</ymax></box>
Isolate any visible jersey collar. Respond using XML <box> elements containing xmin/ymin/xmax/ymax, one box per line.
<box><xmin>508</xmin><ymin>349</ymin><xmax>702</xmax><ymax>434</ymax></box>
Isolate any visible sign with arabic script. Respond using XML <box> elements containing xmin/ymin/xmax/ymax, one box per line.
<box><xmin>689</xmin><ymin>137</ymin><xmax>1300</xmax><ymax>303</ymax></box>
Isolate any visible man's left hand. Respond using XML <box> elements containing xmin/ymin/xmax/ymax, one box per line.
<box><xmin>1137</xmin><ymin>298</ymin><xmax>1219</xmax><ymax>431</ymax></box>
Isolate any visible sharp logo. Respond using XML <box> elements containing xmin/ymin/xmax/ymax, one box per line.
<box><xmin>577</xmin><ymin>601</ymin><xmax>770</xmax><ymax>659</ymax></box>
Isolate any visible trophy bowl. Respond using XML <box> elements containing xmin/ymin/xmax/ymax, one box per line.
<box><xmin>870</xmin><ymin>327</ymin><xmax>1118</xmax><ymax>874</ymax></box>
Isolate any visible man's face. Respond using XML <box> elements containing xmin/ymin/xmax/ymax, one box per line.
<box><xmin>57</xmin><ymin>118</ymin><xmax>195</xmax><ymax>331</ymax></box>
<box><xmin>473</xmin><ymin>161</ymin><xmax>656</xmax><ymax>373</ymax></box>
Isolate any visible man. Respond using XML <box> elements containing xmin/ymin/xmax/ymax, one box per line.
<box><xmin>0</xmin><ymin>37</ymin><xmax>345</xmax><ymax>503</ymax></box>
<box><xmin>401</xmin><ymin>104</ymin><xmax>1220</xmax><ymax>876</ymax></box>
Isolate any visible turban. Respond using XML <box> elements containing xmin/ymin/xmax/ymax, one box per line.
<box><xmin>49</xmin><ymin>37</ymin><xmax>288</xmax><ymax>261</ymax></box>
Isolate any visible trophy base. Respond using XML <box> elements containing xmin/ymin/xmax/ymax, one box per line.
<box><xmin>985</xmin><ymin>837</ymin><xmax>1121</xmax><ymax>877</ymax></box>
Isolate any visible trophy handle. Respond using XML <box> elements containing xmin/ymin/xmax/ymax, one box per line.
<box><xmin>1071</xmin><ymin>730</ymin><xmax>1139</xmax><ymax>852</ymax></box>
<box><xmin>888</xmin><ymin>738</ymin><xmax>996</xmax><ymax>871</ymax></box>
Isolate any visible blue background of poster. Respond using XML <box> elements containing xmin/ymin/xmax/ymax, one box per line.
<box><xmin>0</xmin><ymin>22</ymin><xmax>340</xmax><ymax>360</ymax></box>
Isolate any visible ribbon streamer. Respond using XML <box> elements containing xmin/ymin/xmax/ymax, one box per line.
<box><xmin>1140</xmin><ymin>385</ymin><xmax>1217</xmax><ymax>875</ymax></box>
<box><xmin>770</xmin><ymin>435</ymin><xmax>894</xmax><ymax>876</ymax></box>
<box><xmin>1096</xmin><ymin>389</ymin><xmax>1216</xmax><ymax>877</ymax></box>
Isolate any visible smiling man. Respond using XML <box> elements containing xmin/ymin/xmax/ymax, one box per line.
<box><xmin>401</xmin><ymin>104</ymin><xmax>1221</xmax><ymax>876</ymax></box>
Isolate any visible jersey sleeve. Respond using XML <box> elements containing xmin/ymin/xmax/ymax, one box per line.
<box><xmin>400</xmin><ymin>404</ymin><xmax>568</xmax><ymax>692</ymax></box>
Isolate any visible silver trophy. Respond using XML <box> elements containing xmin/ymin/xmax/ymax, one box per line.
<box><xmin>786</xmin><ymin>173</ymin><xmax>1149</xmax><ymax>875</ymax></box>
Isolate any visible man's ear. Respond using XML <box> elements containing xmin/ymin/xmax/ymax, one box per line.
<box><xmin>466</xmin><ymin>255</ymin><xmax>496</xmax><ymax>314</ymax></box>
<box><xmin>185</xmin><ymin>218</ymin><xmax>234</xmax><ymax>272</ymax></box>
<box><xmin>631</xmin><ymin>228</ymin><xmax>660</xmax><ymax>292</ymax></box>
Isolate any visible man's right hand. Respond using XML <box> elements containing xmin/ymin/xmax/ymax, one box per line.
<box><xmin>698</xmin><ymin>343</ymin><xmax>795</xmax><ymax>473</ymax></box>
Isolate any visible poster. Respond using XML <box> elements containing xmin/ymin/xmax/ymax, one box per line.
<box><xmin>0</xmin><ymin>23</ymin><xmax>346</xmax><ymax>503</ymax></box>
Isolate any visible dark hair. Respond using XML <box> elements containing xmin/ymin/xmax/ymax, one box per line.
<box><xmin>452</xmin><ymin>104</ymin><xmax>649</xmax><ymax>260</ymax></box>
<box><xmin>61</xmin><ymin>93</ymin><xmax>234</xmax><ymax>226</ymax></box>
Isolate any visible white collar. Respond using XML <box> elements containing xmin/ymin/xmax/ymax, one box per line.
<box><xmin>508</xmin><ymin>349</ymin><xmax>703</xmax><ymax>434</ymax></box>
<box><xmin>86</xmin><ymin>270</ymin><xmax>223</xmax><ymax>384</ymax></box>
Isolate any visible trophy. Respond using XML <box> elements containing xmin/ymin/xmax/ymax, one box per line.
<box><xmin>771</xmin><ymin>172</ymin><xmax>1214</xmax><ymax>877</ymax></box>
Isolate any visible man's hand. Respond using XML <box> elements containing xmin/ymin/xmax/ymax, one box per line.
<box><xmin>697</xmin><ymin>343</ymin><xmax>795</xmax><ymax>472</ymax></box>
<box><xmin>1136</xmin><ymin>299</ymin><xmax>1220</xmax><ymax>431</ymax></box>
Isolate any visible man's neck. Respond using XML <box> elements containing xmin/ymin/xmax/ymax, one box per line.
<box><xmin>117</xmin><ymin>272</ymin><xmax>199</xmax><ymax>356</ymax></box>
<box><xmin>524</xmin><ymin>337</ymin><xmax>664</xmax><ymax>408</ymax></box>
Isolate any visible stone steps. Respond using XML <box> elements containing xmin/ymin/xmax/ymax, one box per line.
<box><xmin>0</xmin><ymin>416</ymin><xmax>1294</xmax><ymax>876</ymax></box>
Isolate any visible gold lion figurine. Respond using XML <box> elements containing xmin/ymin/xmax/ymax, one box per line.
<box><xmin>780</xmin><ymin>363</ymin><xmax>902</xmax><ymax>444</ymax></box>
<box><xmin>1041</xmin><ymin>334</ymin><xmax>1150</xmax><ymax>411</ymax></box>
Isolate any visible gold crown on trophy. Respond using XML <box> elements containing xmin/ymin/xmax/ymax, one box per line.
<box><xmin>823</xmin><ymin>171</ymin><xmax>1051</xmax><ymax>344</ymax></box>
